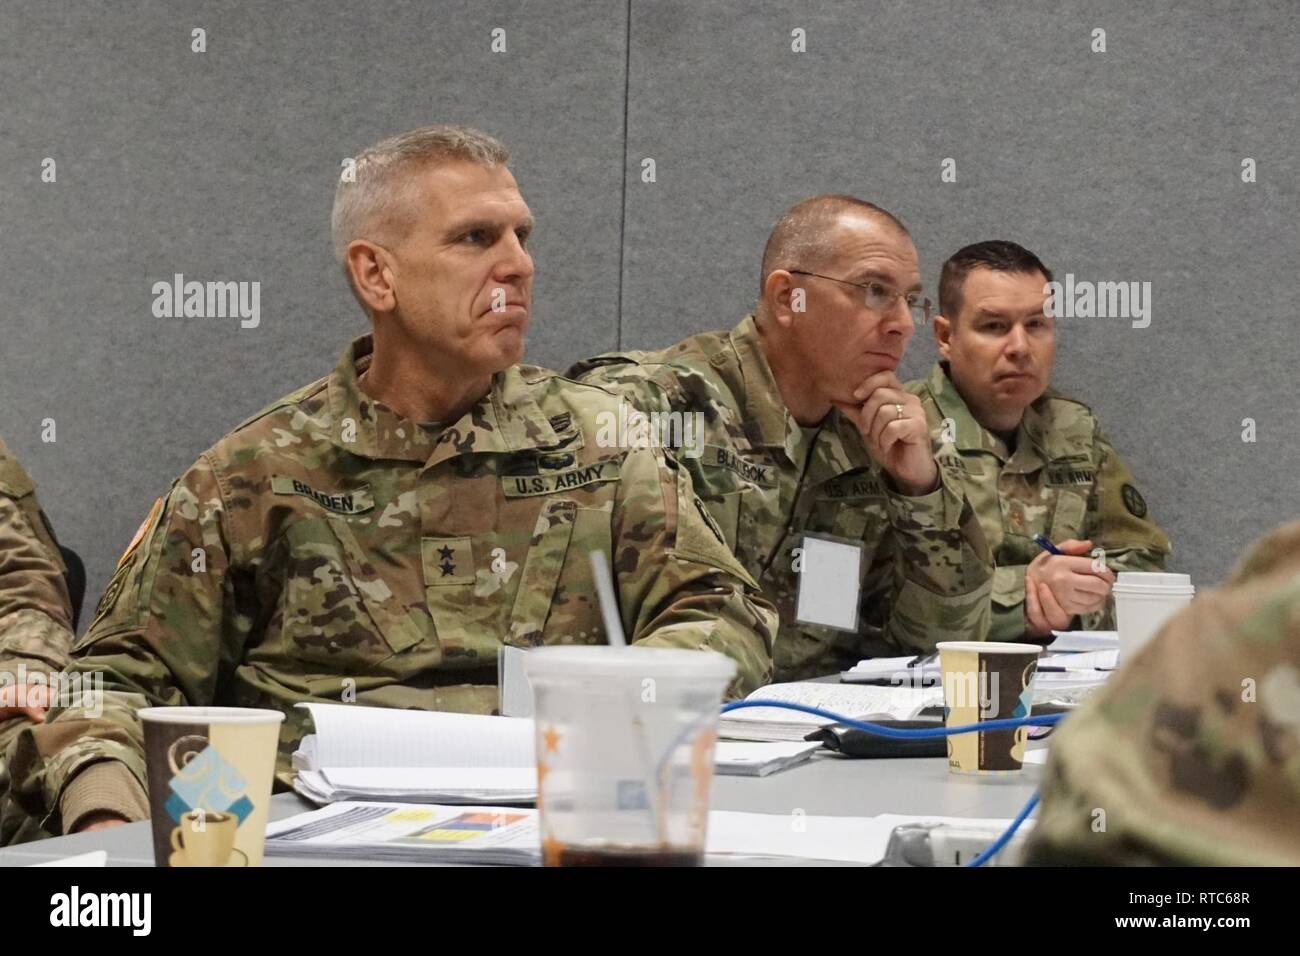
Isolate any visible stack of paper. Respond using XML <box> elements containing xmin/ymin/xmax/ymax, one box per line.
<box><xmin>1038</xmin><ymin>648</ymin><xmax>1117</xmax><ymax>671</ymax></box>
<box><xmin>291</xmin><ymin>703</ymin><xmax>826</xmax><ymax>806</ymax></box>
<box><xmin>1048</xmin><ymin>630</ymin><xmax>1118</xmax><ymax>652</ymax></box>
<box><xmin>1034</xmin><ymin>631</ymin><xmax>1120</xmax><ymax>704</ymax></box>
<box><xmin>837</xmin><ymin>632</ymin><xmax>1122</xmax><ymax>709</ymax></box>
<box><xmin>267</xmin><ymin>802</ymin><xmax>541</xmax><ymax>865</ymax></box>
<box><xmin>292</xmin><ymin>704</ymin><xmax>538</xmax><ymax>805</ymax></box>
<box><xmin>712</xmin><ymin>741</ymin><xmax>821</xmax><ymax>776</ymax></box>
<box><xmin>719</xmin><ymin>682</ymin><xmax>945</xmax><ymax>741</ymax></box>
<box><xmin>295</xmin><ymin>766</ymin><xmax>540</xmax><ymax>805</ymax></box>
<box><xmin>264</xmin><ymin>801</ymin><xmax>1024</xmax><ymax>866</ymax></box>
<box><xmin>841</xmin><ymin>655</ymin><xmax>940</xmax><ymax>686</ymax></box>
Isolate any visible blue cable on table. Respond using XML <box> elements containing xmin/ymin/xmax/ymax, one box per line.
<box><xmin>718</xmin><ymin>699</ymin><xmax>1062</xmax><ymax>866</ymax></box>
<box><xmin>720</xmin><ymin>699</ymin><xmax>1063</xmax><ymax>737</ymax></box>
<box><xmin>965</xmin><ymin>791</ymin><xmax>1040</xmax><ymax>867</ymax></box>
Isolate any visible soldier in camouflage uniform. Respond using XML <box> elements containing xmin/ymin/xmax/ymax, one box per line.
<box><xmin>0</xmin><ymin>436</ymin><xmax>74</xmax><ymax>790</ymax></box>
<box><xmin>571</xmin><ymin>196</ymin><xmax>994</xmax><ymax>681</ymax></box>
<box><xmin>908</xmin><ymin>241</ymin><xmax>1169</xmax><ymax>644</ymax></box>
<box><xmin>1</xmin><ymin>126</ymin><xmax>775</xmax><ymax>842</ymax></box>
<box><xmin>1026</xmin><ymin>518</ymin><xmax>1300</xmax><ymax>865</ymax></box>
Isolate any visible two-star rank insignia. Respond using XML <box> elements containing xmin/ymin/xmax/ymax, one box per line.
<box><xmin>423</xmin><ymin>537</ymin><xmax>475</xmax><ymax>586</ymax></box>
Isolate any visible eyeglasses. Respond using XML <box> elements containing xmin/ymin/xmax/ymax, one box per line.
<box><xmin>788</xmin><ymin>269</ymin><xmax>933</xmax><ymax>325</ymax></box>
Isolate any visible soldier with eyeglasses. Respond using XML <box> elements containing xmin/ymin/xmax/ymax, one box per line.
<box><xmin>571</xmin><ymin>195</ymin><xmax>993</xmax><ymax>680</ymax></box>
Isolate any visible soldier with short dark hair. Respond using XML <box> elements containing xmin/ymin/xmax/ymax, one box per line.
<box><xmin>907</xmin><ymin>240</ymin><xmax>1170</xmax><ymax>643</ymax></box>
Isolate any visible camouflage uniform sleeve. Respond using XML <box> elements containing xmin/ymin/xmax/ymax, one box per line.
<box><xmin>1025</xmin><ymin>519</ymin><xmax>1300</xmax><ymax>866</ymax></box>
<box><xmin>12</xmin><ymin>453</ymin><xmax>243</xmax><ymax>833</ymax></box>
<box><xmin>873</xmin><ymin>463</ymin><xmax>994</xmax><ymax>654</ymax></box>
<box><xmin>1079</xmin><ymin>427</ymin><xmax>1171</xmax><ymax>630</ymax></box>
<box><xmin>610</xmin><ymin>444</ymin><xmax>776</xmax><ymax>699</ymax></box>
<box><xmin>0</xmin><ymin>460</ymin><xmax>73</xmax><ymax>674</ymax></box>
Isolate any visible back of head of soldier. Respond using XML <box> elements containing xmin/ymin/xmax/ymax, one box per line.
<box><xmin>932</xmin><ymin>240</ymin><xmax>1056</xmax><ymax>436</ymax></box>
<box><xmin>1026</xmin><ymin>518</ymin><xmax>1300</xmax><ymax>865</ymax></box>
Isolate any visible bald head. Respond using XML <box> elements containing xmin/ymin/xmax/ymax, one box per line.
<box><xmin>759</xmin><ymin>194</ymin><xmax>909</xmax><ymax>295</ymax></box>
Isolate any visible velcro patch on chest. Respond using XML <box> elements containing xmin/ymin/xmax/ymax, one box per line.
<box><xmin>423</xmin><ymin>536</ymin><xmax>475</xmax><ymax>587</ymax></box>
<box><xmin>701</xmin><ymin>443</ymin><xmax>776</xmax><ymax>486</ymax></box>
<box><xmin>501</xmin><ymin>459</ymin><xmax>621</xmax><ymax>497</ymax></box>
<box><xmin>817</xmin><ymin>473</ymin><xmax>885</xmax><ymax>501</ymax></box>
<box><xmin>938</xmin><ymin>453</ymin><xmax>981</xmax><ymax>476</ymax></box>
<box><xmin>271</xmin><ymin>476</ymin><xmax>375</xmax><ymax>514</ymax></box>
<box><xmin>1045</xmin><ymin>465</ymin><xmax>1097</xmax><ymax>486</ymax></box>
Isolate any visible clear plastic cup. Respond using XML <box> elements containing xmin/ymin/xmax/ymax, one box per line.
<box><xmin>1113</xmin><ymin>572</ymin><xmax>1194</xmax><ymax>662</ymax></box>
<box><xmin>523</xmin><ymin>645</ymin><xmax>736</xmax><ymax>866</ymax></box>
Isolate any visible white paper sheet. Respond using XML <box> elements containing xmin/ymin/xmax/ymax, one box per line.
<box><xmin>795</xmin><ymin>535</ymin><xmax>863</xmax><ymax>631</ymax></box>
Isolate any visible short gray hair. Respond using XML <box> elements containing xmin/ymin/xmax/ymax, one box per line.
<box><xmin>330</xmin><ymin>125</ymin><xmax>510</xmax><ymax>265</ymax></box>
<box><xmin>759</xmin><ymin>194</ymin><xmax>909</xmax><ymax>295</ymax></box>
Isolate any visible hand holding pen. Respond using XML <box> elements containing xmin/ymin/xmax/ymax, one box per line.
<box><xmin>1023</xmin><ymin>535</ymin><xmax>1116</xmax><ymax>637</ymax></box>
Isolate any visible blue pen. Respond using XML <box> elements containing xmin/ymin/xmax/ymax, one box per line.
<box><xmin>1033</xmin><ymin>533</ymin><xmax>1063</xmax><ymax>556</ymax></box>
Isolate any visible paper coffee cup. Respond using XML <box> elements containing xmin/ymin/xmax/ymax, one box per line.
<box><xmin>140</xmin><ymin>707</ymin><xmax>284</xmax><ymax>867</ymax></box>
<box><xmin>1114</xmin><ymin>572</ymin><xmax>1194</xmax><ymax>662</ymax></box>
<box><xmin>936</xmin><ymin>642</ymin><xmax>1042</xmax><ymax>774</ymax></box>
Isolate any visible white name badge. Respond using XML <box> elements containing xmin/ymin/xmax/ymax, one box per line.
<box><xmin>794</xmin><ymin>533</ymin><xmax>864</xmax><ymax>632</ymax></box>
<box><xmin>498</xmin><ymin>645</ymin><xmax>534</xmax><ymax>718</ymax></box>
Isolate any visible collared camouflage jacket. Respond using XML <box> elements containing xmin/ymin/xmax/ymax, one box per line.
<box><xmin>571</xmin><ymin>316</ymin><xmax>993</xmax><ymax>681</ymax></box>
<box><xmin>5</xmin><ymin>335</ymin><xmax>775</xmax><ymax>837</ymax></box>
<box><xmin>909</xmin><ymin>362</ymin><xmax>1169</xmax><ymax>642</ymax></box>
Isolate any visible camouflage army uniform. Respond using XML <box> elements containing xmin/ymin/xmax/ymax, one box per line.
<box><xmin>0</xmin><ymin>436</ymin><xmax>74</xmax><ymax>789</ymax></box>
<box><xmin>2</xmin><ymin>335</ymin><xmax>775</xmax><ymax>840</ymax></box>
<box><xmin>908</xmin><ymin>363</ymin><xmax>1169</xmax><ymax>644</ymax></box>
<box><xmin>1026</xmin><ymin>519</ymin><xmax>1300</xmax><ymax>865</ymax></box>
<box><xmin>570</xmin><ymin>316</ymin><xmax>993</xmax><ymax>681</ymax></box>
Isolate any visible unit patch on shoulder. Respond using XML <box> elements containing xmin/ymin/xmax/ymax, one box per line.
<box><xmin>118</xmin><ymin>496</ymin><xmax>164</xmax><ymax>569</ymax></box>
<box><xmin>1121</xmin><ymin>483</ymin><xmax>1148</xmax><ymax>518</ymax></box>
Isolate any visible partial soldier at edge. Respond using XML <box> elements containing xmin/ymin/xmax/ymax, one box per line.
<box><xmin>1026</xmin><ymin>518</ymin><xmax>1300</xmax><ymax>866</ymax></box>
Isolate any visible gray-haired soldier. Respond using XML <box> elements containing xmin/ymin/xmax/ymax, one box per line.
<box><xmin>571</xmin><ymin>196</ymin><xmax>994</xmax><ymax>680</ymax></box>
<box><xmin>1</xmin><ymin>126</ymin><xmax>775</xmax><ymax>845</ymax></box>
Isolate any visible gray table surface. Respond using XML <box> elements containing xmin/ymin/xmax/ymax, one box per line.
<box><xmin>0</xmin><ymin>746</ymin><xmax>1043</xmax><ymax>866</ymax></box>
